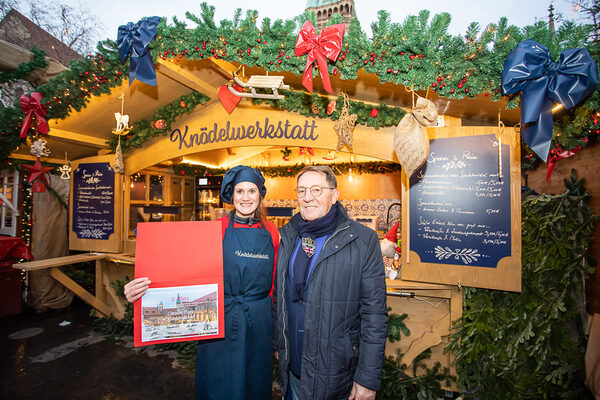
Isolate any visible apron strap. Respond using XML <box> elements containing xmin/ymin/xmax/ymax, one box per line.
<box><xmin>224</xmin><ymin>293</ymin><xmax>266</xmax><ymax>342</ymax></box>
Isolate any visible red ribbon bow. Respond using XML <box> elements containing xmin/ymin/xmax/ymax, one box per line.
<box><xmin>20</xmin><ymin>92</ymin><xmax>49</xmax><ymax>139</ymax></box>
<box><xmin>545</xmin><ymin>138</ymin><xmax>587</xmax><ymax>182</ymax></box>
<box><xmin>295</xmin><ymin>20</ymin><xmax>345</xmax><ymax>94</ymax></box>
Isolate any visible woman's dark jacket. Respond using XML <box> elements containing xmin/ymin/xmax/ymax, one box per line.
<box><xmin>272</xmin><ymin>202</ymin><xmax>388</xmax><ymax>399</ymax></box>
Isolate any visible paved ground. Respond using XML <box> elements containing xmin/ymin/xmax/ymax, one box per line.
<box><xmin>1</xmin><ymin>300</ymin><xmax>282</xmax><ymax>399</ymax></box>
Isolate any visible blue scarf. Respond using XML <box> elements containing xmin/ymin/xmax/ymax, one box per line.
<box><xmin>292</xmin><ymin>204</ymin><xmax>338</xmax><ymax>303</ymax></box>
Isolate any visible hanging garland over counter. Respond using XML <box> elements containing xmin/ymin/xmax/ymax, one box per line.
<box><xmin>172</xmin><ymin>161</ymin><xmax>402</xmax><ymax>178</ymax></box>
<box><xmin>0</xmin><ymin>3</ymin><xmax>598</xmax><ymax>169</ymax></box>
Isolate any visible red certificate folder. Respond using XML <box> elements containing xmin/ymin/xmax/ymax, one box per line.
<box><xmin>133</xmin><ymin>221</ymin><xmax>224</xmax><ymax>347</ymax></box>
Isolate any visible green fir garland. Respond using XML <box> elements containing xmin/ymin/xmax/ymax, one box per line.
<box><xmin>107</xmin><ymin>91</ymin><xmax>211</xmax><ymax>152</ymax></box>
<box><xmin>0</xmin><ymin>3</ymin><xmax>598</xmax><ymax>170</ymax></box>
<box><xmin>172</xmin><ymin>161</ymin><xmax>402</xmax><ymax>178</ymax></box>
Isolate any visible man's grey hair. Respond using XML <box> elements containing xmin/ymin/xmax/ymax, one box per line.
<box><xmin>297</xmin><ymin>165</ymin><xmax>338</xmax><ymax>188</ymax></box>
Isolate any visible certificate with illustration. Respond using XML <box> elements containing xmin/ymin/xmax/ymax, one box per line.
<box><xmin>140</xmin><ymin>284</ymin><xmax>219</xmax><ymax>343</ymax></box>
<box><xmin>134</xmin><ymin>221</ymin><xmax>224</xmax><ymax>347</ymax></box>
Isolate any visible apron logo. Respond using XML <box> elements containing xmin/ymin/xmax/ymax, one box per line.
<box><xmin>235</xmin><ymin>250</ymin><xmax>270</xmax><ymax>260</ymax></box>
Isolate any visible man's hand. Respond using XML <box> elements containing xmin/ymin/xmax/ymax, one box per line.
<box><xmin>348</xmin><ymin>382</ymin><xmax>376</xmax><ymax>400</ymax></box>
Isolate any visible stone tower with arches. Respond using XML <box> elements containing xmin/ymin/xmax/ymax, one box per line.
<box><xmin>305</xmin><ymin>0</ymin><xmax>355</xmax><ymax>30</ymax></box>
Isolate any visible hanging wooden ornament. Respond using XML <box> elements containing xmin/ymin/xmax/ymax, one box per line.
<box><xmin>29</xmin><ymin>138</ymin><xmax>50</xmax><ymax>158</ymax></box>
<box><xmin>311</xmin><ymin>103</ymin><xmax>320</xmax><ymax>115</ymax></box>
<box><xmin>333</xmin><ymin>93</ymin><xmax>357</xmax><ymax>152</ymax></box>
<box><xmin>112</xmin><ymin>94</ymin><xmax>130</xmax><ymax>174</ymax></box>
<box><xmin>59</xmin><ymin>152</ymin><xmax>71</xmax><ymax>180</ymax></box>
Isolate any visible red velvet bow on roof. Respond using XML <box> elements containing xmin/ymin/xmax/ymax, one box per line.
<box><xmin>545</xmin><ymin>138</ymin><xmax>587</xmax><ymax>182</ymax></box>
<box><xmin>20</xmin><ymin>92</ymin><xmax>48</xmax><ymax>139</ymax></box>
<box><xmin>295</xmin><ymin>20</ymin><xmax>345</xmax><ymax>94</ymax></box>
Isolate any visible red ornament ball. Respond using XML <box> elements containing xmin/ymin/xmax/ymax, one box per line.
<box><xmin>180</xmin><ymin>101</ymin><xmax>186</xmax><ymax>107</ymax></box>
<box><xmin>450</xmin><ymin>89</ymin><xmax>455</xmax><ymax>94</ymax></box>
<box><xmin>155</xmin><ymin>119</ymin><xmax>166</xmax><ymax>129</ymax></box>
<box><xmin>432</xmin><ymin>82</ymin><xmax>437</xmax><ymax>87</ymax></box>
<box><xmin>387</xmin><ymin>68</ymin><xmax>392</xmax><ymax>73</ymax></box>
<box><xmin>326</xmin><ymin>100</ymin><xmax>336</xmax><ymax>115</ymax></box>
<box><xmin>458</xmin><ymin>82</ymin><xmax>464</xmax><ymax>89</ymax></box>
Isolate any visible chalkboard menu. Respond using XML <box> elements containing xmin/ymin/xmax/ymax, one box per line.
<box><xmin>409</xmin><ymin>134</ymin><xmax>511</xmax><ymax>268</ymax></box>
<box><xmin>72</xmin><ymin>162</ymin><xmax>115</xmax><ymax>240</ymax></box>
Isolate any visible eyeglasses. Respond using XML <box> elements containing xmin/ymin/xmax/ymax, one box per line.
<box><xmin>295</xmin><ymin>185</ymin><xmax>335</xmax><ymax>198</ymax></box>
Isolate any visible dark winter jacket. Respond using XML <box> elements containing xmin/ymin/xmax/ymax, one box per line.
<box><xmin>272</xmin><ymin>202</ymin><xmax>388</xmax><ymax>399</ymax></box>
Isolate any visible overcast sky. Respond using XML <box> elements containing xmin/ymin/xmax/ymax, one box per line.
<box><xmin>53</xmin><ymin>0</ymin><xmax>587</xmax><ymax>42</ymax></box>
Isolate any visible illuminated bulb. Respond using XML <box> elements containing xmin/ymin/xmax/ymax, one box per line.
<box><xmin>348</xmin><ymin>168</ymin><xmax>354</xmax><ymax>182</ymax></box>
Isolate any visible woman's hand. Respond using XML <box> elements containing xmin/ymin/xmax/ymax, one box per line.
<box><xmin>123</xmin><ymin>277</ymin><xmax>151</xmax><ymax>303</ymax></box>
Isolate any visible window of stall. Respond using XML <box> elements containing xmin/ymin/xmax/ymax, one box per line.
<box><xmin>169</xmin><ymin>176</ymin><xmax>194</xmax><ymax>222</ymax></box>
<box><xmin>125</xmin><ymin>170</ymin><xmax>194</xmax><ymax>241</ymax></box>
<box><xmin>127</xmin><ymin>172</ymin><xmax>165</xmax><ymax>239</ymax></box>
<box><xmin>0</xmin><ymin>170</ymin><xmax>19</xmax><ymax>236</ymax></box>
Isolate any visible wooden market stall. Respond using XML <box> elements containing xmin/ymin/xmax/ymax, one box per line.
<box><xmin>6</xmin><ymin>4</ymin><xmax>598</xmax><ymax>396</ymax></box>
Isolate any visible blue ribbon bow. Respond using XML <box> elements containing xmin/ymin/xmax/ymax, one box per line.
<box><xmin>501</xmin><ymin>39</ymin><xmax>598</xmax><ymax>161</ymax></box>
<box><xmin>117</xmin><ymin>16</ymin><xmax>161</xmax><ymax>86</ymax></box>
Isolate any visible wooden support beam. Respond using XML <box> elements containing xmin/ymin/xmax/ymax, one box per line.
<box><xmin>50</xmin><ymin>267</ymin><xmax>112</xmax><ymax>317</ymax></box>
<box><xmin>47</xmin><ymin>128</ymin><xmax>109</xmax><ymax>148</ymax></box>
<box><xmin>156</xmin><ymin>58</ymin><xmax>220</xmax><ymax>96</ymax></box>
<box><xmin>210</xmin><ymin>58</ymin><xmax>239</xmax><ymax>77</ymax></box>
<box><xmin>9</xmin><ymin>153</ymin><xmax>66</xmax><ymax>165</ymax></box>
<box><xmin>13</xmin><ymin>253</ymin><xmax>108</xmax><ymax>271</ymax></box>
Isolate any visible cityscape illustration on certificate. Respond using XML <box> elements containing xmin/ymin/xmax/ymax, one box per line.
<box><xmin>140</xmin><ymin>284</ymin><xmax>219</xmax><ymax>343</ymax></box>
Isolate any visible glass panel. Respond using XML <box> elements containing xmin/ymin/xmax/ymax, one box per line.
<box><xmin>184</xmin><ymin>179</ymin><xmax>194</xmax><ymax>202</ymax></box>
<box><xmin>4</xmin><ymin>208</ymin><xmax>12</xmax><ymax>228</ymax></box>
<box><xmin>4</xmin><ymin>187</ymin><xmax>12</xmax><ymax>202</ymax></box>
<box><xmin>130</xmin><ymin>173</ymin><xmax>147</xmax><ymax>201</ymax></box>
<box><xmin>129</xmin><ymin>205</ymin><xmax>149</xmax><ymax>236</ymax></box>
<box><xmin>171</xmin><ymin>178</ymin><xmax>182</xmax><ymax>203</ymax></box>
<box><xmin>176</xmin><ymin>206</ymin><xmax>193</xmax><ymax>221</ymax></box>
<box><xmin>149</xmin><ymin>175</ymin><xmax>163</xmax><ymax>202</ymax></box>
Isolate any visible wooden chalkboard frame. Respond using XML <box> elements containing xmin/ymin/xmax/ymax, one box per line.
<box><xmin>69</xmin><ymin>155</ymin><xmax>123</xmax><ymax>253</ymax></box>
<box><xmin>401</xmin><ymin>126</ymin><xmax>521</xmax><ymax>292</ymax></box>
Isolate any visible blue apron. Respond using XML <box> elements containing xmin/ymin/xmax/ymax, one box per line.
<box><xmin>195</xmin><ymin>217</ymin><xmax>275</xmax><ymax>400</ymax></box>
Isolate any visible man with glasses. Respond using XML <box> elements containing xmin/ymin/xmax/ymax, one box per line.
<box><xmin>273</xmin><ymin>165</ymin><xmax>388</xmax><ymax>400</ymax></box>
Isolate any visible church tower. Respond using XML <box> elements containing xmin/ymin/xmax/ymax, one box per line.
<box><xmin>305</xmin><ymin>0</ymin><xmax>356</xmax><ymax>31</ymax></box>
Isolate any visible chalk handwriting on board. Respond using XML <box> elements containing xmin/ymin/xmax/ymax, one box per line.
<box><xmin>73</xmin><ymin>163</ymin><xmax>115</xmax><ymax>240</ymax></box>
<box><xmin>410</xmin><ymin>135</ymin><xmax>511</xmax><ymax>268</ymax></box>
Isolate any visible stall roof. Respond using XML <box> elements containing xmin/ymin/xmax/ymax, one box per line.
<box><xmin>10</xmin><ymin>56</ymin><xmax>520</xmax><ymax>168</ymax></box>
